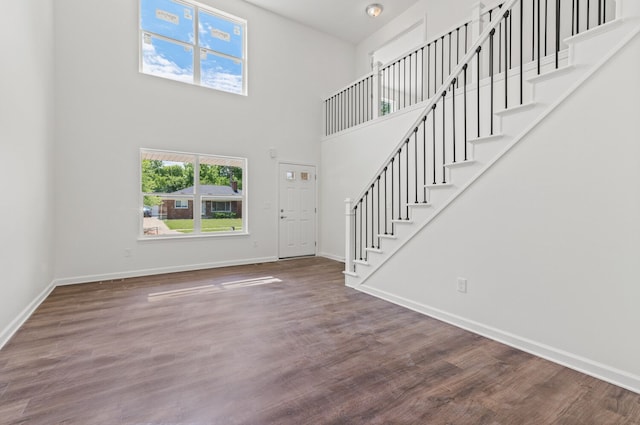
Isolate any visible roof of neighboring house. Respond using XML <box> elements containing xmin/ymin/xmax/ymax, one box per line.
<box><xmin>170</xmin><ymin>185</ymin><xmax>242</xmax><ymax>197</ymax></box>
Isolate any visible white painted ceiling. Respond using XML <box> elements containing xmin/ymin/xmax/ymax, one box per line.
<box><xmin>242</xmin><ymin>0</ymin><xmax>422</xmax><ymax>44</ymax></box>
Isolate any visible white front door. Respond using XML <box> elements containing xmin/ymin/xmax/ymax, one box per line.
<box><xmin>278</xmin><ymin>163</ymin><xmax>316</xmax><ymax>258</ymax></box>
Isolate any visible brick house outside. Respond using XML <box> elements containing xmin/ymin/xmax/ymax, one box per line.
<box><xmin>161</xmin><ymin>183</ymin><xmax>243</xmax><ymax>219</ymax></box>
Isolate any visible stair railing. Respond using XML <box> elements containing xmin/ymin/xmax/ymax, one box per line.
<box><xmin>345</xmin><ymin>0</ymin><xmax>612</xmax><ymax>275</ymax></box>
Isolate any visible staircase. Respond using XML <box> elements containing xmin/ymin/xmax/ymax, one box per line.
<box><xmin>343</xmin><ymin>0</ymin><xmax>640</xmax><ymax>288</ymax></box>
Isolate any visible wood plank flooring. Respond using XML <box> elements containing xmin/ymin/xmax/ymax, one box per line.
<box><xmin>1</xmin><ymin>257</ymin><xmax>638</xmax><ymax>424</ymax></box>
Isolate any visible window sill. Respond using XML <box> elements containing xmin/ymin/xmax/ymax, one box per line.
<box><xmin>137</xmin><ymin>231</ymin><xmax>249</xmax><ymax>242</ymax></box>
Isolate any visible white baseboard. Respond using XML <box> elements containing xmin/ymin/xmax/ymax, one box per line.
<box><xmin>0</xmin><ymin>281</ymin><xmax>56</xmax><ymax>350</ymax></box>
<box><xmin>317</xmin><ymin>252</ymin><xmax>345</xmax><ymax>263</ymax></box>
<box><xmin>356</xmin><ymin>284</ymin><xmax>640</xmax><ymax>395</ymax></box>
<box><xmin>53</xmin><ymin>256</ymin><xmax>279</xmax><ymax>286</ymax></box>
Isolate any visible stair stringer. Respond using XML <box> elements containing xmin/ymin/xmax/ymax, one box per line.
<box><xmin>346</xmin><ymin>18</ymin><xmax>640</xmax><ymax>288</ymax></box>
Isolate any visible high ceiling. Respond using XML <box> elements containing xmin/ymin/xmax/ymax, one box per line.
<box><xmin>242</xmin><ymin>0</ymin><xmax>422</xmax><ymax>44</ymax></box>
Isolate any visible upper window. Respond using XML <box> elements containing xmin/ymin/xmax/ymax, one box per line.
<box><xmin>139</xmin><ymin>0</ymin><xmax>247</xmax><ymax>95</ymax></box>
<box><xmin>141</xmin><ymin>149</ymin><xmax>247</xmax><ymax>237</ymax></box>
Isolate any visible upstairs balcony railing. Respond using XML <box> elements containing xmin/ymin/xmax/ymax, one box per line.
<box><xmin>324</xmin><ymin>0</ymin><xmax>610</xmax><ymax>137</ymax></box>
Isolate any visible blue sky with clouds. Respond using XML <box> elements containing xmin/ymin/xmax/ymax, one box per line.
<box><xmin>140</xmin><ymin>0</ymin><xmax>243</xmax><ymax>93</ymax></box>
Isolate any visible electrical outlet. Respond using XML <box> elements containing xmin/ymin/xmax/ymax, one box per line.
<box><xmin>457</xmin><ymin>278</ymin><xmax>467</xmax><ymax>293</ymax></box>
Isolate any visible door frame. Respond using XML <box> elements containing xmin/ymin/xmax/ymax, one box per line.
<box><xmin>277</xmin><ymin>161</ymin><xmax>318</xmax><ymax>259</ymax></box>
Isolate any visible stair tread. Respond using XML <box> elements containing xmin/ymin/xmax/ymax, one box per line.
<box><xmin>445</xmin><ymin>160</ymin><xmax>476</xmax><ymax>168</ymax></box>
<box><xmin>564</xmin><ymin>18</ymin><xmax>624</xmax><ymax>45</ymax></box>
<box><xmin>378</xmin><ymin>234</ymin><xmax>396</xmax><ymax>239</ymax></box>
<box><xmin>527</xmin><ymin>65</ymin><xmax>576</xmax><ymax>83</ymax></box>
<box><xmin>495</xmin><ymin>102</ymin><xmax>538</xmax><ymax>116</ymax></box>
<box><xmin>468</xmin><ymin>133</ymin><xmax>504</xmax><ymax>142</ymax></box>
<box><xmin>391</xmin><ymin>219</ymin><xmax>414</xmax><ymax>224</ymax></box>
<box><xmin>365</xmin><ymin>247</ymin><xmax>383</xmax><ymax>253</ymax></box>
<box><xmin>407</xmin><ymin>202</ymin><xmax>431</xmax><ymax>207</ymax></box>
<box><xmin>425</xmin><ymin>183</ymin><xmax>454</xmax><ymax>188</ymax></box>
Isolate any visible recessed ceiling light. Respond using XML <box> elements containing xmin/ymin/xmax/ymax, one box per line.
<box><xmin>365</xmin><ymin>4</ymin><xmax>384</xmax><ymax>18</ymax></box>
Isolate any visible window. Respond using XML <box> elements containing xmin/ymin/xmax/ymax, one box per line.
<box><xmin>139</xmin><ymin>0</ymin><xmax>247</xmax><ymax>95</ymax></box>
<box><xmin>211</xmin><ymin>201</ymin><xmax>231</xmax><ymax>212</ymax></box>
<box><xmin>141</xmin><ymin>149</ymin><xmax>247</xmax><ymax>237</ymax></box>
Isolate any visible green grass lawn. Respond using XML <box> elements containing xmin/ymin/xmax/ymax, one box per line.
<box><xmin>164</xmin><ymin>218</ymin><xmax>242</xmax><ymax>233</ymax></box>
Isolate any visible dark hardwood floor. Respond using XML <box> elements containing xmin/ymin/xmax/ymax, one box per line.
<box><xmin>1</xmin><ymin>257</ymin><xmax>638</xmax><ymax>424</ymax></box>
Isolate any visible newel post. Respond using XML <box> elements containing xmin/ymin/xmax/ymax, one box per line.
<box><xmin>344</xmin><ymin>198</ymin><xmax>354</xmax><ymax>275</ymax></box>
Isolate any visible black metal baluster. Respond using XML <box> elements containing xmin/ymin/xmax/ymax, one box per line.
<box><xmin>358</xmin><ymin>200</ymin><xmax>362</xmax><ymax>260</ymax></box>
<box><xmin>409</xmin><ymin>54</ymin><xmax>412</xmax><ymax>106</ymax></box>
<box><xmin>452</xmin><ymin>79</ymin><xmax>457</xmax><ymax>163</ymax></box>
<box><xmin>370</xmin><ymin>184</ymin><xmax>374</xmax><ymax>248</ymax></box>
<box><xmin>448</xmin><ymin>32</ymin><xmax>452</xmax><ymax>78</ymax></box>
<box><xmin>537</xmin><ymin>0</ymin><xmax>541</xmax><ymax>75</ymax></box>
<box><xmin>434</xmin><ymin>39</ymin><xmax>439</xmax><ymax>95</ymax></box>
<box><xmin>421</xmin><ymin>47</ymin><xmax>425</xmax><ymax>101</ymax></box>
<box><xmin>587</xmin><ymin>0</ymin><xmax>590</xmax><ymax>30</ymax></box>
<box><xmin>414</xmin><ymin>128</ymin><xmax>418</xmax><ymax>203</ymax></box>
<box><xmin>505</xmin><ymin>11</ymin><xmax>509</xmax><ymax>109</ymax></box>
<box><xmin>532</xmin><ymin>0</ymin><xmax>536</xmax><ymax>62</ymax></box>
<box><xmin>603</xmin><ymin>0</ymin><xmax>606</xmax><ymax>25</ymax></box>
<box><xmin>572</xmin><ymin>0</ymin><xmax>576</xmax><ymax>35</ymax></box>
<box><xmin>499</xmin><ymin>19</ymin><xmax>502</xmax><ymax>73</ymax></box>
<box><xmin>339</xmin><ymin>92</ymin><xmax>342</xmax><ymax>132</ymax></box>
<box><xmin>556</xmin><ymin>0</ymin><xmax>560</xmax><ymax>68</ymax></box>
<box><xmin>376</xmin><ymin>177</ymin><xmax>380</xmax><ymax>247</ymax></box>
<box><xmin>353</xmin><ymin>205</ymin><xmax>357</xmax><ymax>268</ymax></box>
<box><xmin>384</xmin><ymin>167</ymin><xmax>388</xmax><ymax>234</ymax></box>
<box><xmin>441</xmin><ymin>91</ymin><xmax>447</xmax><ymax>183</ymax></box>
<box><xmin>598</xmin><ymin>0</ymin><xmax>602</xmax><ymax>25</ymax></box>
<box><xmin>577</xmin><ymin>0</ymin><xmax>580</xmax><ymax>34</ymax></box>
<box><xmin>520</xmin><ymin>0</ymin><xmax>524</xmax><ymax>105</ymax></box>
<box><xmin>405</xmin><ymin>139</ymin><xmax>409</xmax><ymax>219</ymax></box>
<box><xmin>463</xmin><ymin>64</ymin><xmax>468</xmax><ymax>161</ymax></box>
<box><xmin>397</xmin><ymin>148</ymin><xmax>402</xmax><ymax>220</ymax></box>
<box><xmin>324</xmin><ymin>100</ymin><xmax>327</xmax><ymax>135</ymax></box>
<box><xmin>490</xmin><ymin>28</ymin><xmax>495</xmax><ymax>135</ymax></box>
<box><xmin>390</xmin><ymin>158</ymin><xmax>394</xmax><ymax>234</ymax></box>
<box><xmin>422</xmin><ymin>116</ymin><xmax>427</xmax><ymax>202</ymax></box>
<box><xmin>404</xmin><ymin>57</ymin><xmax>408</xmax><ymax>108</ymax></box>
<box><xmin>441</xmin><ymin>36</ymin><xmax>445</xmax><ymax>85</ymax></box>
<box><xmin>456</xmin><ymin>28</ymin><xmax>460</xmax><ymax>65</ymax></box>
<box><xmin>477</xmin><ymin>46</ymin><xmax>482</xmax><ymax>137</ymax></box>
<box><xmin>364</xmin><ymin>191</ymin><xmax>368</xmax><ymax>258</ymax></box>
<box><xmin>432</xmin><ymin>104</ymin><xmax>437</xmax><ymax>184</ymax></box>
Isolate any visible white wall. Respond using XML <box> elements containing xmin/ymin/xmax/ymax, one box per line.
<box><xmin>0</xmin><ymin>0</ymin><xmax>56</xmax><ymax>344</ymax></box>
<box><xmin>319</xmin><ymin>106</ymin><xmax>425</xmax><ymax>260</ymax></box>
<box><xmin>355</xmin><ymin>0</ymin><xmax>477</xmax><ymax>75</ymax></box>
<box><xmin>361</xmin><ymin>34</ymin><xmax>640</xmax><ymax>389</ymax></box>
<box><xmin>52</xmin><ymin>0</ymin><xmax>354</xmax><ymax>283</ymax></box>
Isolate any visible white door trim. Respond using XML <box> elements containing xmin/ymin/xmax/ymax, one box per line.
<box><xmin>277</xmin><ymin>161</ymin><xmax>318</xmax><ymax>259</ymax></box>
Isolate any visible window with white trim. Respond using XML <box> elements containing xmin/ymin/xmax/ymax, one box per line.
<box><xmin>211</xmin><ymin>201</ymin><xmax>231</xmax><ymax>212</ymax></box>
<box><xmin>175</xmin><ymin>200</ymin><xmax>189</xmax><ymax>209</ymax></box>
<box><xmin>141</xmin><ymin>149</ymin><xmax>246</xmax><ymax>237</ymax></box>
<box><xmin>139</xmin><ymin>0</ymin><xmax>247</xmax><ymax>95</ymax></box>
